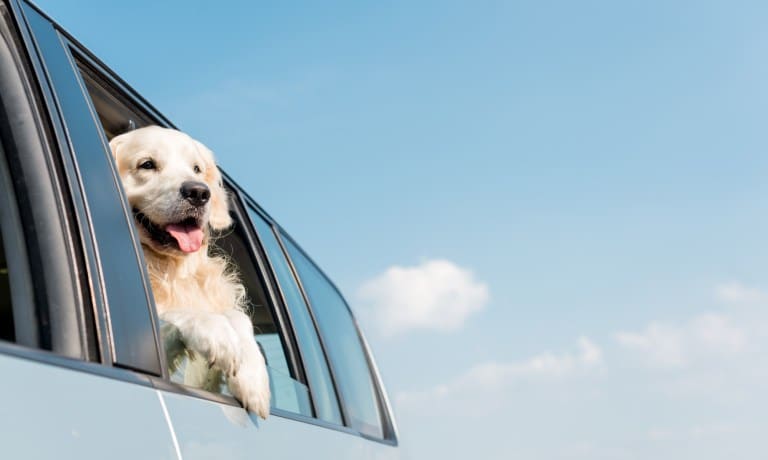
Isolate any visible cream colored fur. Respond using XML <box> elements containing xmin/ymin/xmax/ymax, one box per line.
<box><xmin>110</xmin><ymin>126</ymin><xmax>270</xmax><ymax>418</ymax></box>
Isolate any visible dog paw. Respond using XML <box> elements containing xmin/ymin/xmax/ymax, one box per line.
<box><xmin>227</xmin><ymin>346</ymin><xmax>271</xmax><ymax>419</ymax></box>
<box><xmin>164</xmin><ymin>310</ymin><xmax>243</xmax><ymax>376</ymax></box>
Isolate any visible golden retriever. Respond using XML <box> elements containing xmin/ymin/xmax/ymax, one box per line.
<box><xmin>110</xmin><ymin>126</ymin><xmax>270</xmax><ymax>418</ymax></box>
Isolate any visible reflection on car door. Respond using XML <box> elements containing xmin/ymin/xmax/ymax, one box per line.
<box><xmin>0</xmin><ymin>354</ymin><xmax>177</xmax><ymax>459</ymax></box>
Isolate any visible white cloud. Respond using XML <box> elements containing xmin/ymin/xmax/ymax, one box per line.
<box><xmin>508</xmin><ymin>336</ymin><xmax>604</xmax><ymax>377</ymax></box>
<box><xmin>715</xmin><ymin>282</ymin><xmax>767</xmax><ymax>304</ymax></box>
<box><xmin>397</xmin><ymin>336</ymin><xmax>602</xmax><ymax>407</ymax></box>
<box><xmin>691</xmin><ymin>314</ymin><xmax>747</xmax><ymax>351</ymax></box>
<box><xmin>617</xmin><ymin>282</ymin><xmax>766</xmax><ymax>369</ymax></box>
<box><xmin>615</xmin><ymin>322</ymin><xmax>685</xmax><ymax>367</ymax></box>
<box><xmin>615</xmin><ymin>313</ymin><xmax>747</xmax><ymax>368</ymax></box>
<box><xmin>356</xmin><ymin>259</ymin><xmax>489</xmax><ymax>336</ymax></box>
<box><xmin>578</xmin><ymin>335</ymin><xmax>604</xmax><ymax>365</ymax></box>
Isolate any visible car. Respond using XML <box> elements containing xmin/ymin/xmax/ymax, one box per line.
<box><xmin>0</xmin><ymin>1</ymin><xmax>401</xmax><ymax>458</ymax></box>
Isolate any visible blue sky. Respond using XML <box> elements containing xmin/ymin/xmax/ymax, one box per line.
<box><xmin>36</xmin><ymin>1</ymin><xmax>768</xmax><ymax>458</ymax></box>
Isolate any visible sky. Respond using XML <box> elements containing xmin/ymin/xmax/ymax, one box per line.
<box><xmin>34</xmin><ymin>1</ymin><xmax>768</xmax><ymax>458</ymax></box>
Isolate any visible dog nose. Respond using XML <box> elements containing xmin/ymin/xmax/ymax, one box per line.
<box><xmin>180</xmin><ymin>181</ymin><xmax>211</xmax><ymax>207</ymax></box>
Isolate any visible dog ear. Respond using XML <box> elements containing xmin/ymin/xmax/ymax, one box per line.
<box><xmin>208</xmin><ymin>166</ymin><xmax>233</xmax><ymax>231</ymax></box>
<box><xmin>108</xmin><ymin>134</ymin><xmax>124</xmax><ymax>158</ymax></box>
<box><xmin>194</xmin><ymin>140</ymin><xmax>232</xmax><ymax>231</ymax></box>
<box><xmin>108</xmin><ymin>134</ymin><xmax>133</xmax><ymax>176</ymax></box>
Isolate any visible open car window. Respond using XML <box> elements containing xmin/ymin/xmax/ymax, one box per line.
<box><xmin>188</xmin><ymin>196</ymin><xmax>312</xmax><ymax>416</ymax></box>
<box><xmin>74</xmin><ymin>55</ymin><xmax>313</xmax><ymax>417</ymax></box>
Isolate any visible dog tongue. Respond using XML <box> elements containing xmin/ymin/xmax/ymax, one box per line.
<box><xmin>165</xmin><ymin>223</ymin><xmax>204</xmax><ymax>253</ymax></box>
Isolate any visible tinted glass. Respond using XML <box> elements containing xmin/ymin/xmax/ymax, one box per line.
<box><xmin>248</xmin><ymin>207</ymin><xmax>343</xmax><ymax>425</ymax></box>
<box><xmin>282</xmin><ymin>236</ymin><xmax>384</xmax><ymax>438</ymax></box>
<box><xmin>0</xmin><ymin>230</ymin><xmax>13</xmax><ymax>342</ymax></box>
<box><xmin>0</xmin><ymin>145</ymin><xmax>36</xmax><ymax>350</ymax></box>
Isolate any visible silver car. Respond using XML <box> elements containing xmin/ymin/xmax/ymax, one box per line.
<box><xmin>0</xmin><ymin>1</ymin><xmax>401</xmax><ymax>458</ymax></box>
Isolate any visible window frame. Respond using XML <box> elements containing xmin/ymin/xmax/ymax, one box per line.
<box><xmin>225</xmin><ymin>185</ymin><xmax>307</xmax><ymax>388</ymax></box>
<box><xmin>277</xmin><ymin>230</ymin><xmax>399</xmax><ymax>444</ymax></box>
<box><xmin>212</xmin><ymin>183</ymin><xmax>320</xmax><ymax>417</ymax></box>
<box><xmin>272</xmin><ymin>226</ymin><xmax>353</xmax><ymax>428</ymax></box>
<box><xmin>239</xmin><ymin>193</ymin><xmax>351</xmax><ymax>429</ymax></box>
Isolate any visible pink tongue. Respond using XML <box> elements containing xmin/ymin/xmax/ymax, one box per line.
<box><xmin>165</xmin><ymin>223</ymin><xmax>204</xmax><ymax>253</ymax></box>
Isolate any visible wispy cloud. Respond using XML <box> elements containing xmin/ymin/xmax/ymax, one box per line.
<box><xmin>391</xmin><ymin>281</ymin><xmax>768</xmax><ymax>459</ymax></box>
<box><xmin>715</xmin><ymin>281</ymin><xmax>768</xmax><ymax>304</ymax></box>
<box><xmin>356</xmin><ymin>259</ymin><xmax>489</xmax><ymax>336</ymax></box>
<box><xmin>397</xmin><ymin>336</ymin><xmax>602</xmax><ymax>407</ymax></box>
<box><xmin>615</xmin><ymin>282</ymin><xmax>767</xmax><ymax>369</ymax></box>
<box><xmin>615</xmin><ymin>313</ymin><xmax>747</xmax><ymax>368</ymax></box>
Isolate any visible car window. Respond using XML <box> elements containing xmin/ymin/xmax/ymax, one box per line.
<box><xmin>281</xmin><ymin>236</ymin><xmax>385</xmax><ymax>439</ymax></box>
<box><xmin>74</xmin><ymin>60</ymin><xmax>310</xmax><ymax>413</ymax></box>
<box><xmin>200</xmin><ymin>204</ymin><xmax>311</xmax><ymax>416</ymax></box>
<box><xmin>248</xmin><ymin>206</ymin><xmax>343</xmax><ymax>425</ymax></box>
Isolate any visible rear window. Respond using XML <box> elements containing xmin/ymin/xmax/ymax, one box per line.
<box><xmin>282</xmin><ymin>236</ymin><xmax>385</xmax><ymax>438</ymax></box>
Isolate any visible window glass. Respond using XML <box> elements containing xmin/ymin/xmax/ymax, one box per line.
<box><xmin>248</xmin><ymin>207</ymin><xmax>343</xmax><ymax>425</ymax></box>
<box><xmin>205</xmin><ymin>211</ymin><xmax>311</xmax><ymax>416</ymax></box>
<box><xmin>282</xmin><ymin>236</ymin><xmax>384</xmax><ymax>438</ymax></box>
<box><xmin>0</xmin><ymin>230</ymin><xmax>14</xmax><ymax>343</ymax></box>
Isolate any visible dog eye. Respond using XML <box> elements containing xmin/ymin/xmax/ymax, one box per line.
<box><xmin>193</xmin><ymin>165</ymin><xmax>202</xmax><ymax>174</ymax></box>
<box><xmin>139</xmin><ymin>160</ymin><xmax>156</xmax><ymax>170</ymax></box>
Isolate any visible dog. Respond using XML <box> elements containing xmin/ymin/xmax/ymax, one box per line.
<box><xmin>109</xmin><ymin>125</ymin><xmax>270</xmax><ymax>419</ymax></box>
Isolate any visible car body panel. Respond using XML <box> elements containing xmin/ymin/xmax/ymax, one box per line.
<box><xmin>163</xmin><ymin>392</ymin><xmax>400</xmax><ymax>460</ymax></box>
<box><xmin>0</xmin><ymin>352</ymin><xmax>176</xmax><ymax>459</ymax></box>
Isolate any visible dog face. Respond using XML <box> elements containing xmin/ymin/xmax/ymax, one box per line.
<box><xmin>110</xmin><ymin>126</ymin><xmax>231</xmax><ymax>256</ymax></box>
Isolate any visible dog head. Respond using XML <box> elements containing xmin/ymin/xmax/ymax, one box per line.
<box><xmin>110</xmin><ymin>126</ymin><xmax>231</xmax><ymax>256</ymax></box>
